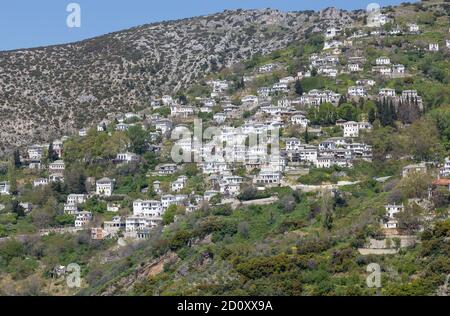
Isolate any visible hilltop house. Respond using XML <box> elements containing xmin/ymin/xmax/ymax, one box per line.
<box><xmin>170</xmin><ymin>105</ymin><xmax>195</xmax><ymax>117</ymax></box>
<box><xmin>258</xmin><ymin>63</ymin><xmax>277</xmax><ymax>73</ymax></box>
<box><xmin>154</xmin><ymin>119</ymin><xmax>173</xmax><ymax>134</ymax></box>
<box><xmin>67</xmin><ymin>194</ymin><xmax>87</xmax><ymax>205</ymax></box>
<box><xmin>171</xmin><ymin>176</ymin><xmax>188</xmax><ymax>193</ymax></box>
<box><xmin>49</xmin><ymin>160</ymin><xmax>65</xmax><ymax>177</ymax></box>
<box><xmin>254</xmin><ymin>170</ymin><xmax>282</xmax><ymax>185</ymax></box>
<box><xmin>157</xmin><ymin>163</ymin><xmax>177</xmax><ymax>175</ymax></box>
<box><xmin>367</xmin><ymin>12</ymin><xmax>390</xmax><ymax>27</ymax></box>
<box><xmin>392</xmin><ymin>64</ymin><xmax>405</xmax><ymax>77</ymax></box>
<box><xmin>429</xmin><ymin>43</ymin><xmax>439</xmax><ymax>52</ymax></box>
<box><xmin>440</xmin><ymin>158</ymin><xmax>450</xmax><ymax>177</ymax></box>
<box><xmin>342</xmin><ymin>121</ymin><xmax>372</xmax><ymax>138</ymax></box>
<box><xmin>97</xmin><ymin>120</ymin><xmax>109</xmax><ymax>132</ymax></box>
<box><xmin>347</xmin><ymin>86</ymin><xmax>367</xmax><ymax>97</ymax></box>
<box><xmin>96</xmin><ymin>178</ymin><xmax>115</xmax><ymax>197</ymax></box>
<box><xmin>348</xmin><ymin>63</ymin><xmax>362</xmax><ymax>72</ymax></box>
<box><xmin>33</xmin><ymin>178</ymin><xmax>49</xmax><ymax>187</ymax></box>
<box><xmin>115</xmin><ymin>152</ymin><xmax>139</xmax><ymax>163</ymax></box>
<box><xmin>376</xmin><ymin>56</ymin><xmax>391</xmax><ymax>65</ymax></box>
<box><xmin>379</xmin><ymin>88</ymin><xmax>396</xmax><ymax>98</ymax></box>
<box><xmin>408</xmin><ymin>23</ymin><xmax>419</xmax><ymax>33</ymax></box>
<box><xmin>27</xmin><ymin>145</ymin><xmax>44</xmax><ymax>160</ymax></box>
<box><xmin>402</xmin><ymin>163</ymin><xmax>427</xmax><ymax>178</ymax></box>
<box><xmin>356</xmin><ymin>79</ymin><xmax>376</xmax><ymax>87</ymax></box>
<box><xmin>324</xmin><ymin>27</ymin><xmax>341</xmax><ymax>39</ymax></box>
<box><xmin>291</xmin><ymin>114</ymin><xmax>310</xmax><ymax>128</ymax></box>
<box><xmin>0</xmin><ymin>181</ymin><xmax>10</xmax><ymax>195</ymax></box>
<box><xmin>299</xmin><ymin>89</ymin><xmax>341</xmax><ymax>107</ymax></box>
<box><xmin>383</xmin><ymin>204</ymin><xmax>404</xmax><ymax>229</ymax></box>
<box><xmin>133</xmin><ymin>200</ymin><xmax>163</xmax><ymax>218</ymax></box>
<box><xmin>372</xmin><ymin>65</ymin><xmax>391</xmax><ymax>76</ymax></box>
<box><xmin>78</xmin><ymin>129</ymin><xmax>88</xmax><ymax>137</ymax></box>
<box><xmin>214</xmin><ymin>112</ymin><xmax>227</xmax><ymax>124</ymax></box>
<box><xmin>74</xmin><ymin>211</ymin><xmax>93</xmax><ymax>228</ymax></box>
<box><xmin>162</xmin><ymin>95</ymin><xmax>173</xmax><ymax>105</ymax></box>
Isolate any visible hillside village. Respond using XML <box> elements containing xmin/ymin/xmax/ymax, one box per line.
<box><xmin>0</xmin><ymin>1</ymin><xmax>449</xmax><ymax>296</ymax></box>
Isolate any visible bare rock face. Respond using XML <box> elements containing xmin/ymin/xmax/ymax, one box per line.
<box><xmin>0</xmin><ymin>8</ymin><xmax>357</xmax><ymax>155</ymax></box>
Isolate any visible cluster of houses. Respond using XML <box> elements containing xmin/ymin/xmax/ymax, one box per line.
<box><xmin>284</xmin><ymin>135</ymin><xmax>372</xmax><ymax>169</ymax></box>
<box><xmin>91</xmin><ymin>189</ymin><xmax>224</xmax><ymax>240</ymax></box>
<box><xmin>6</xmin><ymin>14</ymin><xmax>448</xmax><ymax>245</ymax></box>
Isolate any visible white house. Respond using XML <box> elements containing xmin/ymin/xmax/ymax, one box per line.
<box><xmin>78</xmin><ymin>129</ymin><xmax>88</xmax><ymax>137</ymax></box>
<box><xmin>379</xmin><ymin>88</ymin><xmax>396</xmax><ymax>98</ymax></box>
<box><xmin>343</xmin><ymin>121</ymin><xmax>360</xmax><ymax>137</ymax></box>
<box><xmin>376</xmin><ymin>56</ymin><xmax>391</xmax><ymax>65</ymax></box>
<box><xmin>0</xmin><ymin>181</ymin><xmax>10</xmax><ymax>195</ymax></box>
<box><xmin>347</xmin><ymin>86</ymin><xmax>367</xmax><ymax>97</ymax></box>
<box><xmin>408</xmin><ymin>23</ymin><xmax>419</xmax><ymax>33</ymax></box>
<box><xmin>155</xmin><ymin>119</ymin><xmax>173</xmax><ymax>134</ymax></box>
<box><xmin>219</xmin><ymin>175</ymin><xmax>243</xmax><ymax>197</ymax></box>
<box><xmin>392</xmin><ymin>64</ymin><xmax>405</xmax><ymax>76</ymax></box>
<box><xmin>133</xmin><ymin>200</ymin><xmax>163</xmax><ymax>218</ymax></box>
<box><xmin>258</xmin><ymin>63</ymin><xmax>276</xmax><ymax>73</ymax></box>
<box><xmin>254</xmin><ymin>170</ymin><xmax>281</xmax><ymax>185</ymax></box>
<box><xmin>356</xmin><ymin>79</ymin><xmax>376</xmax><ymax>87</ymax></box>
<box><xmin>33</xmin><ymin>178</ymin><xmax>49</xmax><ymax>187</ymax></box>
<box><xmin>97</xmin><ymin>120</ymin><xmax>109</xmax><ymax>132</ymax></box>
<box><xmin>27</xmin><ymin>145</ymin><xmax>44</xmax><ymax>160</ymax></box>
<box><xmin>285</xmin><ymin>138</ymin><xmax>302</xmax><ymax>152</ymax></box>
<box><xmin>323</xmin><ymin>40</ymin><xmax>343</xmax><ymax>50</ymax></box>
<box><xmin>116</xmin><ymin>152</ymin><xmax>139</xmax><ymax>163</ymax></box>
<box><xmin>160</xmin><ymin>194</ymin><xmax>177</xmax><ymax>209</ymax></box>
<box><xmin>383</xmin><ymin>204</ymin><xmax>404</xmax><ymax>229</ymax></box>
<box><xmin>67</xmin><ymin>194</ymin><xmax>87</xmax><ymax>205</ymax></box>
<box><xmin>324</xmin><ymin>27</ymin><xmax>341</xmax><ymax>39</ymax></box>
<box><xmin>74</xmin><ymin>211</ymin><xmax>93</xmax><ymax>228</ymax></box>
<box><xmin>158</xmin><ymin>164</ymin><xmax>177</xmax><ymax>175</ymax></box>
<box><xmin>348</xmin><ymin>63</ymin><xmax>362</xmax><ymax>72</ymax></box>
<box><xmin>429</xmin><ymin>43</ymin><xmax>439</xmax><ymax>52</ymax></box>
<box><xmin>214</xmin><ymin>112</ymin><xmax>227</xmax><ymax>124</ymax></box>
<box><xmin>242</xmin><ymin>95</ymin><xmax>258</xmax><ymax>104</ymax></box>
<box><xmin>291</xmin><ymin>114</ymin><xmax>310</xmax><ymax>128</ymax></box>
<box><xmin>367</xmin><ymin>12</ymin><xmax>389</xmax><ymax>27</ymax></box>
<box><xmin>372</xmin><ymin>65</ymin><xmax>392</xmax><ymax>76</ymax></box>
<box><xmin>116</xmin><ymin>123</ymin><xmax>131</xmax><ymax>131</ymax></box>
<box><xmin>170</xmin><ymin>105</ymin><xmax>195</xmax><ymax>117</ymax></box>
<box><xmin>402</xmin><ymin>163</ymin><xmax>427</xmax><ymax>178</ymax></box>
<box><xmin>204</xmin><ymin>190</ymin><xmax>220</xmax><ymax>202</ymax></box>
<box><xmin>49</xmin><ymin>160</ymin><xmax>65</xmax><ymax>176</ymax></box>
<box><xmin>125</xmin><ymin>217</ymin><xmax>160</xmax><ymax>233</ymax></box>
<box><xmin>162</xmin><ymin>95</ymin><xmax>173</xmax><ymax>106</ymax></box>
<box><xmin>440</xmin><ymin>158</ymin><xmax>450</xmax><ymax>177</ymax></box>
<box><xmin>171</xmin><ymin>176</ymin><xmax>188</xmax><ymax>193</ymax></box>
<box><xmin>96</xmin><ymin>178</ymin><xmax>115</xmax><ymax>197</ymax></box>
<box><xmin>272</xmin><ymin>82</ymin><xmax>289</xmax><ymax>93</ymax></box>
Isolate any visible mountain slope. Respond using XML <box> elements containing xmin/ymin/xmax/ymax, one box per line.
<box><xmin>0</xmin><ymin>8</ymin><xmax>358</xmax><ymax>155</ymax></box>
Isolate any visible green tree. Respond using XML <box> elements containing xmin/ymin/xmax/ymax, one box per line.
<box><xmin>338</xmin><ymin>103</ymin><xmax>359</xmax><ymax>121</ymax></box>
<box><xmin>162</xmin><ymin>204</ymin><xmax>179</xmax><ymax>225</ymax></box>
<box><xmin>47</xmin><ymin>143</ymin><xmax>58</xmax><ymax>162</ymax></box>
<box><xmin>7</xmin><ymin>161</ymin><xmax>17</xmax><ymax>195</ymax></box>
<box><xmin>11</xmin><ymin>200</ymin><xmax>25</xmax><ymax>218</ymax></box>
<box><xmin>127</xmin><ymin>125</ymin><xmax>148</xmax><ymax>155</ymax></box>
<box><xmin>13</xmin><ymin>150</ymin><xmax>21</xmax><ymax>168</ymax></box>
<box><xmin>295</xmin><ymin>79</ymin><xmax>304</xmax><ymax>96</ymax></box>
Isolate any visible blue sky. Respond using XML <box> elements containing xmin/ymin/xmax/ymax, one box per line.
<box><xmin>0</xmin><ymin>0</ymin><xmax>413</xmax><ymax>51</ymax></box>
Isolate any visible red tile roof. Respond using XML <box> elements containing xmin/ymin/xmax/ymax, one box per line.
<box><xmin>433</xmin><ymin>179</ymin><xmax>450</xmax><ymax>186</ymax></box>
